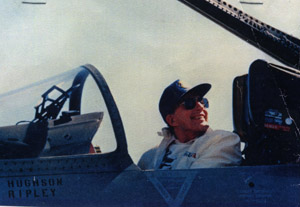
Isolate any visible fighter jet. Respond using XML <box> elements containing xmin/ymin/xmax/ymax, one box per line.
<box><xmin>0</xmin><ymin>0</ymin><xmax>300</xmax><ymax>206</ymax></box>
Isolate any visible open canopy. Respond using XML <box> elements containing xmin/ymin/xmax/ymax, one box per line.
<box><xmin>0</xmin><ymin>65</ymin><xmax>128</xmax><ymax>158</ymax></box>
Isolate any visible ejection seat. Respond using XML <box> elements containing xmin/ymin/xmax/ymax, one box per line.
<box><xmin>233</xmin><ymin>59</ymin><xmax>300</xmax><ymax>165</ymax></box>
<box><xmin>0</xmin><ymin>121</ymin><xmax>48</xmax><ymax>159</ymax></box>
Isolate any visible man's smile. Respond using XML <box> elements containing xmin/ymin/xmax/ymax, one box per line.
<box><xmin>191</xmin><ymin>112</ymin><xmax>206</xmax><ymax>121</ymax></box>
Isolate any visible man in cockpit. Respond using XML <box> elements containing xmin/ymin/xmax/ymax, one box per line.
<box><xmin>138</xmin><ymin>80</ymin><xmax>242</xmax><ymax>170</ymax></box>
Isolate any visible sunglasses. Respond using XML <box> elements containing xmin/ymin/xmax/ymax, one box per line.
<box><xmin>180</xmin><ymin>97</ymin><xmax>209</xmax><ymax>110</ymax></box>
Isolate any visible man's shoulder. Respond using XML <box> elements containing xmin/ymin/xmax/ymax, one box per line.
<box><xmin>197</xmin><ymin>128</ymin><xmax>240</xmax><ymax>145</ymax></box>
<box><xmin>141</xmin><ymin>146</ymin><xmax>158</xmax><ymax>157</ymax></box>
<box><xmin>137</xmin><ymin>146</ymin><xmax>158</xmax><ymax>170</ymax></box>
<box><xmin>207</xmin><ymin>128</ymin><xmax>239</xmax><ymax>138</ymax></box>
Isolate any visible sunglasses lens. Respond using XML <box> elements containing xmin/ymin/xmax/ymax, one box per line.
<box><xmin>201</xmin><ymin>97</ymin><xmax>209</xmax><ymax>108</ymax></box>
<box><xmin>182</xmin><ymin>97</ymin><xmax>209</xmax><ymax>110</ymax></box>
<box><xmin>183</xmin><ymin>98</ymin><xmax>196</xmax><ymax>110</ymax></box>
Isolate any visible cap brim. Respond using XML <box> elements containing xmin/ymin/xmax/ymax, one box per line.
<box><xmin>179</xmin><ymin>83</ymin><xmax>211</xmax><ymax>102</ymax></box>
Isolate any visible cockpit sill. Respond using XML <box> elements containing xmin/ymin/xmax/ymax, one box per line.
<box><xmin>0</xmin><ymin>151</ymin><xmax>134</xmax><ymax>176</ymax></box>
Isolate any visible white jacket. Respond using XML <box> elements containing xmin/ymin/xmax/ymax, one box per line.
<box><xmin>137</xmin><ymin>128</ymin><xmax>242</xmax><ymax>170</ymax></box>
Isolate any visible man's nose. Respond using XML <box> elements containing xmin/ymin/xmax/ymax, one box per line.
<box><xmin>195</xmin><ymin>101</ymin><xmax>205</xmax><ymax>110</ymax></box>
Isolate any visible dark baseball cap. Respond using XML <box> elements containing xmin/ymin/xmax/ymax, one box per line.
<box><xmin>159</xmin><ymin>80</ymin><xmax>211</xmax><ymax>124</ymax></box>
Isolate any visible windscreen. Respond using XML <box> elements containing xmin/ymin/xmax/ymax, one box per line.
<box><xmin>0</xmin><ymin>67</ymin><xmax>116</xmax><ymax>156</ymax></box>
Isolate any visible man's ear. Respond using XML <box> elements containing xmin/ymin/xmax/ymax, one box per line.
<box><xmin>166</xmin><ymin>114</ymin><xmax>177</xmax><ymax>127</ymax></box>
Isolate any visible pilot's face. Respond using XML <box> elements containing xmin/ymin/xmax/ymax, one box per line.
<box><xmin>167</xmin><ymin>96</ymin><xmax>209</xmax><ymax>142</ymax></box>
